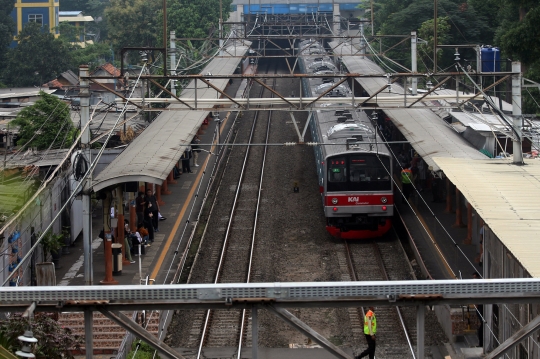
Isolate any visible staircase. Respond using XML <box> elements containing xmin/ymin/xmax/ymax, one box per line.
<box><xmin>59</xmin><ymin>311</ymin><xmax>160</xmax><ymax>355</ymax></box>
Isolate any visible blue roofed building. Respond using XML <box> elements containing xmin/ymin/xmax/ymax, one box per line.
<box><xmin>10</xmin><ymin>0</ymin><xmax>60</xmax><ymax>47</ymax></box>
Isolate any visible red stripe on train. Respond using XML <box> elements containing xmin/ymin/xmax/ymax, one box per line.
<box><xmin>324</xmin><ymin>194</ymin><xmax>394</xmax><ymax>206</ymax></box>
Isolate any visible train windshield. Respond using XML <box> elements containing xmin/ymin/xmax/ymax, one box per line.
<box><xmin>327</xmin><ymin>154</ymin><xmax>391</xmax><ymax>192</ymax></box>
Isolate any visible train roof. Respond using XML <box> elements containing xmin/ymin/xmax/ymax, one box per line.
<box><xmin>298</xmin><ymin>39</ymin><xmax>390</xmax><ymax>159</ymax></box>
<box><xmin>330</xmin><ymin>40</ymin><xmax>487</xmax><ymax>171</ymax></box>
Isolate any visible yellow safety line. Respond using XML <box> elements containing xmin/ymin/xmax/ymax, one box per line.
<box><xmin>150</xmin><ymin>112</ymin><xmax>232</xmax><ymax>282</ymax></box>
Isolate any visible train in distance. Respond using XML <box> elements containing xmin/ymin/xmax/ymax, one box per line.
<box><xmin>297</xmin><ymin>39</ymin><xmax>394</xmax><ymax>239</ymax></box>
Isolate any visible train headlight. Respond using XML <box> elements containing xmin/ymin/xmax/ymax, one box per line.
<box><xmin>331</xmin><ymin>198</ymin><xmax>338</xmax><ymax>205</ymax></box>
<box><xmin>381</xmin><ymin>197</ymin><xmax>388</xmax><ymax>204</ymax></box>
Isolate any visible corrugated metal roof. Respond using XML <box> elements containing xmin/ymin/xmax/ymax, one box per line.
<box><xmin>92</xmin><ymin>43</ymin><xmax>250</xmax><ymax>191</ymax></box>
<box><xmin>331</xmin><ymin>41</ymin><xmax>486</xmax><ymax>171</ymax></box>
<box><xmin>433</xmin><ymin>157</ymin><xmax>540</xmax><ymax>278</ymax></box>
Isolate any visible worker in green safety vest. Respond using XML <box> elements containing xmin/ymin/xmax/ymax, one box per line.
<box><xmin>356</xmin><ymin>307</ymin><xmax>377</xmax><ymax>359</ymax></box>
<box><xmin>401</xmin><ymin>164</ymin><xmax>413</xmax><ymax>203</ymax></box>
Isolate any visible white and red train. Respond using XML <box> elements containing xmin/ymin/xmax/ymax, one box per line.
<box><xmin>298</xmin><ymin>39</ymin><xmax>394</xmax><ymax>239</ymax></box>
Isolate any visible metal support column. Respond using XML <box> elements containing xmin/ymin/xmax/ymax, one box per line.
<box><xmin>417</xmin><ymin>305</ymin><xmax>425</xmax><ymax>359</ymax></box>
<box><xmin>79</xmin><ymin>65</ymin><xmax>93</xmax><ymax>286</ymax></box>
<box><xmin>170</xmin><ymin>31</ymin><xmax>177</xmax><ymax>96</ymax></box>
<box><xmin>84</xmin><ymin>309</ymin><xmax>93</xmax><ymax>359</ymax></box>
<box><xmin>252</xmin><ymin>305</ymin><xmax>258</xmax><ymax>359</ymax></box>
<box><xmin>512</xmin><ymin>62</ymin><xmax>523</xmax><ymax>164</ymax></box>
<box><xmin>411</xmin><ymin>31</ymin><xmax>418</xmax><ymax>95</ymax></box>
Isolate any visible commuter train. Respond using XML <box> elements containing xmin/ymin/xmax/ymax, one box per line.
<box><xmin>297</xmin><ymin>39</ymin><xmax>394</xmax><ymax>239</ymax></box>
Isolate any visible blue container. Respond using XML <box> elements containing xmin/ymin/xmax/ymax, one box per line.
<box><xmin>481</xmin><ymin>46</ymin><xmax>501</xmax><ymax>72</ymax></box>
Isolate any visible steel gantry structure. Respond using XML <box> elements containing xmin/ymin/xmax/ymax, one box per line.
<box><xmin>2</xmin><ymin>279</ymin><xmax>540</xmax><ymax>359</ymax></box>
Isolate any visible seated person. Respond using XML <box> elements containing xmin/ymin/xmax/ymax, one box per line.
<box><xmin>138</xmin><ymin>222</ymin><xmax>150</xmax><ymax>246</ymax></box>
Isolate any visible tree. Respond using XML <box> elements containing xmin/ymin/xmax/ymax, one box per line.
<box><xmin>12</xmin><ymin>91</ymin><xmax>77</xmax><ymax>151</ymax></box>
<box><xmin>58</xmin><ymin>23</ymin><xmax>112</xmax><ymax>71</ymax></box>
<box><xmin>2</xmin><ymin>22</ymin><xmax>72</xmax><ymax>87</ymax></box>
<box><xmin>165</xmin><ymin>0</ymin><xmax>233</xmax><ymax>43</ymax></box>
<box><xmin>105</xmin><ymin>0</ymin><xmax>162</xmax><ymax>51</ymax></box>
<box><xmin>0</xmin><ymin>0</ymin><xmax>15</xmax><ymax>74</ymax></box>
<box><xmin>372</xmin><ymin>0</ymin><xmax>493</xmax><ymax>71</ymax></box>
<box><xmin>417</xmin><ymin>17</ymin><xmax>451</xmax><ymax>73</ymax></box>
<box><xmin>0</xmin><ymin>314</ymin><xmax>82</xmax><ymax>359</ymax></box>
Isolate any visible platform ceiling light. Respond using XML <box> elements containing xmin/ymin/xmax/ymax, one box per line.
<box><xmin>15</xmin><ymin>330</ymin><xmax>37</xmax><ymax>358</ymax></box>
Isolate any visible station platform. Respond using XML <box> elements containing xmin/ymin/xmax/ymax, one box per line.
<box><xmin>396</xmin><ymin>184</ymin><xmax>485</xmax><ymax>359</ymax></box>
<box><xmin>54</xmin><ymin>75</ymin><xmax>245</xmax><ymax>288</ymax></box>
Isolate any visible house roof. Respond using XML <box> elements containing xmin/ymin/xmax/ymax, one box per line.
<box><xmin>58</xmin><ymin>11</ymin><xmax>83</xmax><ymax>16</ymax></box>
<box><xmin>94</xmin><ymin>63</ymin><xmax>121</xmax><ymax>78</ymax></box>
<box><xmin>43</xmin><ymin>70</ymin><xmax>79</xmax><ymax>89</ymax></box>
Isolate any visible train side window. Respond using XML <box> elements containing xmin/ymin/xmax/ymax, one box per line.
<box><xmin>328</xmin><ymin>158</ymin><xmax>347</xmax><ymax>182</ymax></box>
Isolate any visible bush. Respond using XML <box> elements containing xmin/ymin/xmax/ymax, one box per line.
<box><xmin>127</xmin><ymin>340</ymin><xmax>161</xmax><ymax>359</ymax></box>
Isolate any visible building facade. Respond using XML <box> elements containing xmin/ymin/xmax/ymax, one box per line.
<box><xmin>10</xmin><ymin>0</ymin><xmax>60</xmax><ymax>46</ymax></box>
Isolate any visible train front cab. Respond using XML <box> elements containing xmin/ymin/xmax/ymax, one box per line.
<box><xmin>324</xmin><ymin>153</ymin><xmax>393</xmax><ymax>239</ymax></box>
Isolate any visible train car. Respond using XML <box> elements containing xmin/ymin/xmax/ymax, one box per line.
<box><xmin>297</xmin><ymin>39</ymin><xmax>394</xmax><ymax>239</ymax></box>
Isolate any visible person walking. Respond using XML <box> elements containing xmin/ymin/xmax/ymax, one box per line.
<box><xmin>356</xmin><ymin>307</ymin><xmax>377</xmax><ymax>359</ymax></box>
<box><xmin>401</xmin><ymin>164</ymin><xmax>414</xmax><ymax>203</ymax></box>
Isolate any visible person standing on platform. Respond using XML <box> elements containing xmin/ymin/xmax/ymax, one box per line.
<box><xmin>191</xmin><ymin>135</ymin><xmax>201</xmax><ymax>167</ymax></box>
<box><xmin>356</xmin><ymin>307</ymin><xmax>377</xmax><ymax>359</ymax></box>
<box><xmin>401</xmin><ymin>164</ymin><xmax>413</xmax><ymax>203</ymax></box>
<box><xmin>145</xmin><ymin>189</ymin><xmax>160</xmax><ymax>232</ymax></box>
<box><xmin>473</xmin><ymin>272</ymin><xmax>484</xmax><ymax>347</ymax></box>
<box><xmin>135</xmin><ymin>191</ymin><xmax>146</xmax><ymax>225</ymax></box>
<box><xmin>181</xmin><ymin>149</ymin><xmax>192</xmax><ymax>174</ymax></box>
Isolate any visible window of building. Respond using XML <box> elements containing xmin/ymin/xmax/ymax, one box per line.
<box><xmin>28</xmin><ymin>14</ymin><xmax>43</xmax><ymax>25</ymax></box>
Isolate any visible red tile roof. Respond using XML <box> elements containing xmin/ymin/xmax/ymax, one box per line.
<box><xmin>99</xmin><ymin>63</ymin><xmax>121</xmax><ymax>77</ymax></box>
<box><xmin>43</xmin><ymin>79</ymin><xmax>64</xmax><ymax>89</ymax></box>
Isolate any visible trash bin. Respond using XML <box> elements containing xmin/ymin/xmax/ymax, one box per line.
<box><xmin>112</xmin><ymin>243</ymin><xmax>123</xmax><ymax>275</ymax></box>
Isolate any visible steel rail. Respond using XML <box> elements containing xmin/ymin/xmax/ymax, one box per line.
<box><xmin>196</xmin><ymin>63</ymin><xmax>273</xmax><ymax>359</ymax></box>
<box><xmin>236</xmin><ymin>75</ymin><xmax>275</xmax><ymax>359</ymax></box>
<box><xmin>371</xmin><ymin>242</ymin><xmax>416</xmax><ymax>359</ymax></box>
<box><xmin>344</xmin><ymin>240</ymin><xmax>416</xmax><ymax>359</ymax></box>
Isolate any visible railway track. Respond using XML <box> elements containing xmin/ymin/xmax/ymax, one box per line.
<box><xmin>180</xmin><ymin>61</ymin><xmax>278</xmax><ymax>358</ymax></box>
<box><xmin>344</xmin><ymin>232</ymin><xmax>418</xmax><ymax>359</ymax></box>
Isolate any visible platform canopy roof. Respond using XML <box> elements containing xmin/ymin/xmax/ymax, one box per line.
<box><xmin>331</xmin><ymin>41</ymin><xmax>486</xmax><ymax>171</ymax></box>
<box><xmin>92</xmin><ymin>43</ymin><xmax>250</xmax><ymax>192</ymax></box>
<box><xmin>434</xmin><ymin>157</ymin><xmax>540</xmax><ymax>278</ymax></box>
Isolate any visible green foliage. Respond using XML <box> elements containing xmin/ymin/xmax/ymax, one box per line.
<box><xmin>0</xmin><ymin>314</ymin><xmax>82</xmax><ymax>359</ymax></box>
<box><xmin>105</xmin><ymin>0</ymin><xmax>162</xmax><ymax>51</ymax></box>
<box><xmin>12</xmin><ymin>91</ymin><xmax>77</xmax><ymax>151</ymax></box>
<box><xmin>58</xmin><ymin>22</ymin><xmax>84</xmax><ymax>44</ymax></box>
<box><xmin>417</xmin><ymin>17</ymin><xmax>451</xmax><ymax>72</ymax></box>
<box><xmin>2</xmin><ymin>22</ymin><xmax>72</xmax><ymax>87</ymax></box>
<box><xmin>127</xmin><ymin>341</ymin><xmax>161</xmax><ymax>359</ymax></box>
<box><xmin>0</xmin><ymin>0</ymin><xmax>14</xmax><ymax>63</ymax></box>
<box><xmin>39</xmin><ymin>230</ymin><xmax>64</xmax><ymax>262</ymax></box>
<box><xmin>497</xmin><ymin>6</ymin><xmax>540</xmax><ymax>66</ymax></box>
<box><xmin>165</xmin><ymin>0</ymin><xmax>233</xmax><ymax>43</ymax></box>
